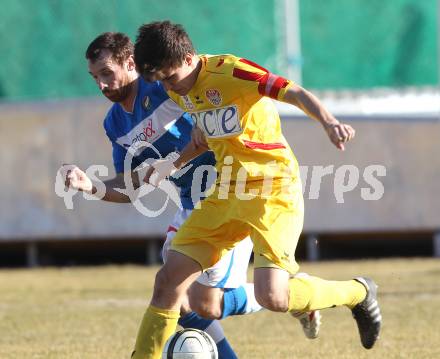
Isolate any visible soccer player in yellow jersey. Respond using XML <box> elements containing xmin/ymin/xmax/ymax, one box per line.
<box><xmin>130</xmin><ymin>21</ymin><xmax>382</xmax><ymax>358</ymax></box>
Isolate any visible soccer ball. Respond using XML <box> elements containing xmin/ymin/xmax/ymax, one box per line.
<box><xmin>162</xmin><ymin>328</ymin><xmax>218</xmax><ymax>359</ymax></box>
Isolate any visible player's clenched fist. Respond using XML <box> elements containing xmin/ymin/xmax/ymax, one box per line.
<box><xmin>324</xmin><ymin>122</ymin><xmax>355</xmax><ymax>151</ymax></box>
<box><xmin>60</xmin><ymin>164</ymin><xmax>93</xmax><ymax>192</ymax></box>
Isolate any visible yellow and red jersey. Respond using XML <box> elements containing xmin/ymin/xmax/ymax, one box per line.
<box><xmin>168</xmin><ymin>54</ymin><xmax>300</xmax><ymax>184</ymax></box>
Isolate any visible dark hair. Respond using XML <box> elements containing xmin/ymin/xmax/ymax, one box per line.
<box><xmin>134</xmin><ymin>21</ymin><xmax>195</xmax><ymax>76</ymax></box>
<box><xmin>85</xmin><ymin>32</ymin><xmax>134</xmax><ymax>65</ymax></box>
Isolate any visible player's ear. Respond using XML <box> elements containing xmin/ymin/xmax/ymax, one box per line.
<box><xmin>127</xmin><ymin>55</ymin><xmax>136</xmax><ymax>71</ymax></box>
<box><xmin>184</xmin><ymin>53</ymin><xmax>193</xmax><ymax>66</ymax></box>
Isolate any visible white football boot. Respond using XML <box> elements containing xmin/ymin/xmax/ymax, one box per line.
<box><xmin>291</xmin><ymin>310</ymin><xmax>321</xmax><ymax>339</ymax></box>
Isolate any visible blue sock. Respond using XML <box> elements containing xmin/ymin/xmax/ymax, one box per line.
<box><xmin>221</xmin><ymin>286</ymin><xmax>248</xmax><ymax>319</ymax></box>
<box><xmin>178</xmin><ymin>311</ymin><xmax>213</xmax><ymax>331</ymax></box>
<box><xmin>178</xmin><ymin>312</ymin><xmax>238</xmax><ymax>359</ymax></box>
<box><xmin>216</xmin><ymin>338</ymin><xmax>238</xmax><ymax>359</ymax></box>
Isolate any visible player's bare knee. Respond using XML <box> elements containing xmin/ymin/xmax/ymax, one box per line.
<box><xmin>189</xmin><ymin>296</ymin><xmax>222</xmax><ymax>319</ymax></box>
<box><xmin>188</xmin><ymin>285</ymin><xmax>223</xmax><ymax>319</ymax></box>
<box><xmin>192</xmin><ymin>303</ymin><xmax>222</xmax><ymax>319</ymax></box>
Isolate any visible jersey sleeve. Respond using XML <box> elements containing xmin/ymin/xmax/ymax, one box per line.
<box><xmin>231</xmin><ymin>58</ymin><xmax>293</xmax><ymax>101</ymax></box>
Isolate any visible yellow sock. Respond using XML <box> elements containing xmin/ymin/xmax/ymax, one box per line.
<box><xmin>131</xmin><ymin>305</ymin><xmax>180</xmax><ymax>359</ymax></box>
<box><xmin>288</xmin><ymin>276</ymin><xmax>367</xmax><ymax>312</ymax></box>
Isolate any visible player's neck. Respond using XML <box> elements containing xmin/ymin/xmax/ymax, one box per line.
<box><xmin>189</xmin><ymin>56</ymin><xmax>202</xmax><ymax>88</ymax></box>
<box><xmin>120</xmin><ymin>77</ymin><xmax>139</xmax><ymax>113</ymax></box>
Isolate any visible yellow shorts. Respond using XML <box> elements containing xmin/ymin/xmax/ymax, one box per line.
<box><xmin>171</xmin><ymin>179</ymin><xmax>304</xmax><ymax>274</ymax></box>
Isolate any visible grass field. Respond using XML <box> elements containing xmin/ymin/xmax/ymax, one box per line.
<box><xmin>1</xmin><ymin>258</ymin><xmax>439</xmax><ymax>359</ymax></box>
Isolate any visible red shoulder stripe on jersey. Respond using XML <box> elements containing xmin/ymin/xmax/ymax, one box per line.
<box><xmin>233</xmin><ymin>67</ymin><xmax>265</xmax><ymax>82</ymax></box>
<box><xmin>269</xmin><ymin>76</ymin><xmax>290</xmax><ymax>99</ymax></box>
<box><xmin>243</xmin><ymin>140</ymin><xmax>286</xmax><ymax>150</ymax></box>
<box><xmin>167</xmin><ymin>225</ymin><xmax>178</xmax><ymax>233</ymax></box>
<box><xmin>238</xmin><ymin>58</ymin><xmax>269</xmax><ymax>73</ymax></box>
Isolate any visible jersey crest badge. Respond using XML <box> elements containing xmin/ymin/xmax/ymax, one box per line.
<box><xmin>142</xmin><ymin>96</ymin><xmax>151</xmax><ymax>110</ymax></box>
<box><xmin>205</xmin><ymin>89</ymin><xmax>222</xmax><ymax>106</ymax></box>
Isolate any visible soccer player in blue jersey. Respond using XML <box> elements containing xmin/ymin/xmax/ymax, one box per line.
<box><xmin>60</xmin><ymin>32</ymin><xmax>320</xmax><ymax>358</ymax></box>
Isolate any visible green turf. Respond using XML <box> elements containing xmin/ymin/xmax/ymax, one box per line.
<box><xmin>0</xmin><ymin>258</ymin><xmax>439</xmax><ymax>358</ymax></box>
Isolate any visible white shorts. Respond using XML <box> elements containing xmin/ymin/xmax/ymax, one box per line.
<box><xmin>163</xmin><ymin>208</ymin><xmax>253</xmax><ymax>288</ymax></box>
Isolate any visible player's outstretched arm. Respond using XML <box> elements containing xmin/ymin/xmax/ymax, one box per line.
<box><xmin>60</xmin><ymin>164</ymin><xmax>140</xmax><ymax>203</ymax></box>
<box><xmin>281</xmin><ymin>84</ymin><xmax>355</xmax><ymax>151</ymax></box>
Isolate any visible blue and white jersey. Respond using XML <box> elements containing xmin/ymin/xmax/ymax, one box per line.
<box><xmin>103</xmin><ymin>78</ymin><xmax>216</xmax><ymax>209</ymax></box>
